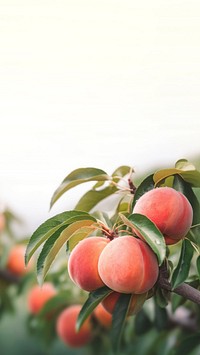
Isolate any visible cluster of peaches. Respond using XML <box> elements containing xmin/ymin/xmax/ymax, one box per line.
<box><xmin>67</xmin><ymin>187</ymin><xmax>193</xmax><ymax>337</ymax></box>
<box><xmin>3</xmin><ymin>186</ymin><xmax>193</xmax><ymax>349</ymax></box>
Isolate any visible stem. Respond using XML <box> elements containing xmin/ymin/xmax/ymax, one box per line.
<box><xmin>0</xmin><ymin>268</ymin><xmax>20</xmax><ymax>284</ymax></box>
<box><xmin>158</xmin><ymin>263</ymin><xmax>200</xmax><ymax>305</ymax></box>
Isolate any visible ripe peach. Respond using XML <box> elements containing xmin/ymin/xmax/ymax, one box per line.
<box><xmin>28</xmin><ymin>282</ymin><xmax>57</xmax><ymax>315</ymax></box>
<box><xmin>133</xmin><ymin>187</ymin><xmax>193</xmax><ymax>244</ymax></box>
<box><xmin>93</xmin><ymin>302</ymin><xmax>112</xmax><ymax>328</ymax></box>
<box><xmin>98</xmin><ymin>236</ymin><xmax>159</xmax><ymax>294</ymax></box>
<box><xmin>0</xmin><ymin>213</ymin><xmax>5</xmax><ymax>232</ymax></box>
<box><xmin>7</xmin><ymin>244</ymin><xmax>34</xmax><ymax>276</ymax></box>
<box><xmin>56</xmin><ymin>305</ymin><xmax>92</xmax><ymax>348</ymax></box>
<box><xmin>102</xmin><ymin>291</ymin><xmax>146</xmax><ymax>316</ymax></box>
<box><xmin>68</xmin><ymin>236</ymin><xmax>109</xmax><ymax>292</ymax></box>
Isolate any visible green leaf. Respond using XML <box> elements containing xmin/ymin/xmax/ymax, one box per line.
<box><xmin>132</xmin><ymin>174</ymin><xmax>155</xmax><ymax>210</ymax></box>
<box><xmin>154</xmin><ymin>159</ymin><xmax>200</xmax><ymax>187</ymax></box>
<box><xmin>174</xmin><ymin>333</ymin><xmax>200</xmax><ymax>355</ymax></box>
<box><xmin>171</xmin><ymin>239</ymin><xmax>194</xmax><ymax>289</ymax></box>
<box><xmin>37</xmin><ymin>220</ymin><xmax>96</xmax><ymax>284</ymax></box>
<box><xmin>119</xmin><ymin>213</ymin><xmax>166</xmax><ymax>265</ymax></box>
<box><xmin>111</xmin><ymin>293</ymin><xmax>132</xmax><ymax>353</ymax></box>
<box><xmin>155</xmin><ymin>287</ymin><xmax>169</xmax><ymax>308</ymax></box>
<box><xmin>76</xmin><ymin>286</ymin><xmax>112</xmax><ymax>331</ymax></box>
<box><xmin>50</xmin><ymin>168</ymin><xmax>110</xmax><ymax>208</ymax></box>
<box><xmin>154</xmin><ymin>302</ymin><xmax>168</xmax><ymax>330</ymax></box>
<box><xmin>67</xmin><ymin>225</ymin><xmax>97</xmax><ymax>252</ymax></box>
<box><xmin>92</xmin><ymin>211</ymin><xmax>113</xmax><ymax>229</ymax></box>
<box><xmin>196</xmin><ymin>255</ymin><xmax>200</xmax><ymax>279</ymax></box>
<box><xmin>134</xmin><ymin>309</ymin><xmax>152</xmax><ymax>335</ymax></box>
<box><xmin>25</xmin><ymin>211</ymin><xmax>94</xmax><ymax>265</ymax></box>
<box><xmin>75</xmin><ymin>186</ymin><xmax>118</xmax><ymax>212</ymax></box>
<box><xmin>173</xmin><ymin>175</ymin><xmax>200</xmax><ymax>224</ymax></box>
<box><xmin>112</xmin><ymin>165</ymin><xmax>132</xmax><ymax>180</ymax></box>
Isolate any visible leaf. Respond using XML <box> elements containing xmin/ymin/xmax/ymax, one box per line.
<box><xmin>187</xmin><ymin>224</ymin><xmax>200</xmax><ymax>246</ymax></box>
<box><xmin>50</xmin><ymin>168</ymin><xmax>110</xmax><ymax>208</ymax></box>
<box><xmin>171</xmin><ymin>239</ymin><xmax>194</xmax><ymax>289</ymax></box>
<box><xmin>196</xmin><ymin>255</ymin><xmax>200</xmax><ymax>279</ymax></box>
<box><xmin>132</xmin><ymin>174</ymin><xmax>155</xmax><ymax>210</ymax></box>
<box><xmin>76</xmin><ymin>286</ymin><xmax>112</xmax><ymax>331</ymax></box>
<box><xmin>173</xmin><ymin>175</ymin><xmax>200</xmax><ymax>224</ymax></box>
<box><xmin>92</xmin><ymin>211</ymin><xmax>113</xmax><ymax>229</ymax></box>
<box><xmin>111</xmin><ymin>293</ymin><xmax>133</xmax><ymax>353</ymax></box>
<box><xmin>75</xmin><ymin>166</ymin><xmax>132</xmax><ymax>212</ymax></box>
<box><xmin>154</xmin><ymin>302</ymin><xmax>168</xmax><ymax>330</ymax></box>
<box><xmin>75</xmin><ymin>186</ymin><xmax>118</xmax><ymax>212</ymax></box>
<box><xmin>154</xmin><ymin>159</ymin><xmax>200</xmax><ymax>187</ymax></box>
<box><xmin>25</xmin><ymin>211</ymin><xmax>94</xmax><ymax>265</ymax></box>
<box><xmin>134</xmin><ymin>309</ymin><xmax>152</xmax><ymax>335</ymax></box>
<box><xmin>119</xmin><ymin>213</ymin><xmax>166</xmax><ymax>265</ymax></box>
<box><xmin>67</xmin><ymin>226</ymin><xmax>97</xmax><ymax>252</ymax></box>
<box><xmin>37</xmin><ymin>220</ymin><xmax>96</xmax><ymax>284</ymax></box>
<box><xmin>174</xmin><ymin>333</ymin><xmax>200</xmax><ymax>355</ymax></box>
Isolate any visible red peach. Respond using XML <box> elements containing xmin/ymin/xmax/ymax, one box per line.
<box><xmin>98</xmin><ymin>236</ymin><xmax>159</xmax><ymax>294</ymax></box>
<box><xmin>68</xmin><ymin>236</ymin><xmax>109</xmax><ymax>291</ymax></box>
<box><xmin>7</xmin><ymin>244</ymin><xmax>34</xmax><ymax>276</ymax></box>
<box><xmin>133</xmin><ymin>187</ymin><xmax>193</xmax><ymax>244</ymax></box>
<box><xmin>93</xmin><ymin>302</ymin><xmax>112</xmax><ymax>328</ymax></box>
<box><xmin>28</xmin><ymin>282</ymin><xmax>57</xmax><ymax>315</ymax></box>
<box><xmin>56</xmin><ymin>305</ymin><xmax>92</xmax><ymax>348</ymax></box>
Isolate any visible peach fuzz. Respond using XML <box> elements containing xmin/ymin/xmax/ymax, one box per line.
<box><xmin>98</xmin><ymin>236</ymin><xmax>159</xmax><ymax>294</ymax></box>
<box><xmin>7</xmin><ymin>244</ymin><xmax>34</xmax><ymax>276</ymax></box>
<box><xmin>102</xmin><ymin>291</ymin><xmax>145</xmax><ymax>316</ymax></box>
<box><xmin>28</xmin><ymin>282</ymin><xmax>57</xmax><ymax>315</ymax></box>
<box><xmin>56</xmin><ymin>305</ymin><xmax>92</xmax><ymax>348</ymax></box>
<box><xmin>68</xmin><ymin>236</ymin><xmax>109</xmax><ymax>292</ymax></box>
<box><xmin>132</xmin><ymin>187</ymin><xmax>193</xmax><ymax>244</ymax></box>
<box><xmin>94</xmin><ymin>302</ymin><xmax>112</xmax><ymax>328</ymax></box>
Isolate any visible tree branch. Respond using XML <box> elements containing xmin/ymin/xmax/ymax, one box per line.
<box><xmin>158</xmin><ymin>263</ymin><xmax>200</xmax><ymax>305</ymax></box>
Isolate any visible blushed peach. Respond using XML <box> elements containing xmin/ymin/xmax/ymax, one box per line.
<box><xmin>28</xmin><ymin>282</ymin><xmax>57</xmax><ymax>314</ymax></box>
<box><xmin>93</xmin><ymin>302</ymin><xmax>112</xmax><ymax>328</ymax></box>
<box><xmin>56</xmin><ymin>305</ymin><xmax>92</xmax><ymax>347</ymax></box>
<box><xmin>7</xmin><ymin>244</ymin><xmax>34</xmax><ymax>276</ymax></box>
<box><xmin>133</xmin><ymin>187</ymin><xmax>193</xmax><ymax>245</ymax></box>
<box><xmin>68</xmin><ymin>236</ymin><xmax>109</xmax><ymax>292</ymax></box>
<box><xmin>98</xmin><ymin>236</ymin><xmax>159</xmax><ymax>294</ymax></box>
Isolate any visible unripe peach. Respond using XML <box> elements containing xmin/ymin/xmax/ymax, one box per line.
<box><xmin>102</xmin><ymin>291</ymin><xmax>145</xmax><ymax>316</ymax></box>
<box><xmin>7</xmin><ymin>244</ymin><xmax>34</xmax><ymax>276</ymax></box>
<box><xmin>98</xmin><ymin>236</ymin><xmax>159</xmax><ymax>294</ymax></box>
<box><xmin>68</xmin><ymin>236</ymin><xmax>109</xmax><ymax>292</ymax></box>
<box><xmin>28</xmin><ymin>282</ymin><xmax>57</xmax><ymax>315</ymax></box>
<box><xmin>93</xmin><ymin>302</ymin><xmax>112</xmax><ymax>328</ymax></box>
<box><xmin>56</xmin><ymin>305</ymin><xmax>92</xmax><ymax>347</ymax></box>
<box><xmin>133</xmin><ymin>187</ymin><xmax>193</xmax><ymax>244</ymax></box>
<box><xmin>0</xmin><ymin>213</ymin><xmax>5</xmax><ymax>232</ymax></box>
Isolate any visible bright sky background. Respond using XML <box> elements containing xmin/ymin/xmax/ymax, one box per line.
<box><xmin>0</xmin><ymin>0</ymin><xmax>200</xmax><ymax>234</ymax></box>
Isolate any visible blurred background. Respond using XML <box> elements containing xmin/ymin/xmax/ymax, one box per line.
<box><xmin>0</xmin><ymin>0</ymin><xmax>200</xmax><ymax>354</ymax></box>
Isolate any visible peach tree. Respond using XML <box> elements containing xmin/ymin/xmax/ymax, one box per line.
<box><xmin>25</xmin><ymin>159</ymin><xmax>200</xmax><ymax>354</ymax></box>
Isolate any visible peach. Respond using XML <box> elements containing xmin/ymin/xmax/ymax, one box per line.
<box><xmin>93</xmin><ymin>302</ymin><xmax>112</xmax><ymax>328</ymax></box>
<box><xmin>28</xmin><ymin>282</ymin><xmax>57</xmax><ymax>315</ymax></box>
<box><xmin>133</xmin><ymin>187</ymin><xmax>193</xmax><ymax>244</ymax></box>
<box><xmin>68</xmin><ymin>236</ymin><xmax>109</xmax><ymax>292</ymax></box>
<box><xmin>56</xmin><ymin>305</ymin><xmax>92</xmax><ymax>347</ymax></box>
<box><xmin>0</xmin><ymin>213</ymin><xmax>5</xmax><ymax>232</ymax></box>
<box><xmin>7</xmin><ymin>244</ymin><xmax>34</xmax><ymax>276</ymax></box>
<box><xmin>102</xmin><ymin>291</ymin><xmax>146</xmax><ymax>316</ymax></box>
<box><xmin>98</xmin><ymin>236</ymin><xmax>159</xmax><ymax>294</ymax></box>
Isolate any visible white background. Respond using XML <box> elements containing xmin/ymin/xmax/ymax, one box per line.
<box><xmin>0</xmin><ymin>0</ymin><xmax>200</xmax><ymax>234</ymax></box>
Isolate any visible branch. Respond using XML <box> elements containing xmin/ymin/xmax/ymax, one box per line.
<box><xmin>158</xmin><ymin>263</ymin><xmax>200</xmax><ymax>305</ymax></box>
<box><xmin>0</xmin><ymin>268</ymin><xmax>20</xmax><ymax>284</ymax></box>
